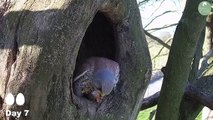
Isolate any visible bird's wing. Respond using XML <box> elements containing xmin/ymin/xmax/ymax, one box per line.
<box><xmin>74</xmin><ymin>57</ymin><xmax>96</xmax><ymax>82</ymax></box>
<box><xmin>74</xmin><ymin>70</ymin><xmax>88</xmax><ymax>82</ymax></box>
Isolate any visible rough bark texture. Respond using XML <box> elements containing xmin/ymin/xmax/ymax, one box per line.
<box><xmin>179</xmin><ymin>12</ymin><xmax>213</xmax><ymax>120</ymax></box>
<box><xmin>203</xmin><ymin>13</ymin><xmax>213</xmax><ymax>55</ymax></box>
<box><xmin>0</xmin><ymin>0</ymin><xmax>151</xmax><ymax>120</ymax></box>
<box><xmin>155</xmin><ymin>0</ymin><xmax>207</xmax><ymax>120</ymax></box>
<box><xmin>177</xmin><ymin>28</ymin><xmax>206</xmax><ymax>120</ymax></box>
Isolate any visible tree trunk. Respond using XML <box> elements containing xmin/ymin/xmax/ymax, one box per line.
<box><xmin>203</xmin><ymin>13</ymin><xmax>213</xmax><ymax>55</ymax></box>
<box><xmin>155</xmin><ymin>0</ymin><xmax>208</xmax><ymax>120</ymax></box>
<box><xmin>178</xmin><ymin>11</ymin><xmax>213</xmax><ymax>120</ymax></box>
<box><xmin>178</xmin><ymin>13</ymin><xmax>212</xmax><ymax>120</ymax></box>
<box><xmin>0</xmin><ymin>0</ymin><xmax>152</xmax><ymax>120</ymax></box>
<box><xmin>177</xmin><ymin>30</ymin><xmax>205</xmax><ymax>120</ymax></box>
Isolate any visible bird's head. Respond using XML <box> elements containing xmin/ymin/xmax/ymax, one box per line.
<box><xmin>93</xmin><ymin>69</ymin><xmax>116</xmax><ymax>96</ymax></box>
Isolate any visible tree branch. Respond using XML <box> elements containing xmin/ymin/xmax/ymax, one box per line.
<box><xmin>138</xmin><ymin>0</ymin><xmax>151</xmax><ymax>6</ymax></box>
<box><xmin>188</xmin><ymin>28</ymin><xmax>205</xmax><ymax>81</ymax></box>
<box><xmin>155</xmin><ymin>0</ymin><xmax>207</xmax><ymax>119</ymax></box>
<box><xmin>152</xmin><ymin>38</ymin><xmax>172</xmax><ymax>60</ymax></box>
<box><xmin>146</xmin><ymin>0</ymin><xmax>165</xmax><ymax>21</ymax></box>
<box><xmin>141</xmin><ymin>92</ymin><xmax>160</xmax><ymax>110</ymax></box>
<box><xmin>146</xmin><ymin>23</ymin><xmax>178</xmax><ymax>31</ymax></box>
<box><xmin>144</xmin><ymin>10</ymin><xmax>176</xmax><ymax>28</ymax></box>
<box><xmin>198</xmin><ymin>48</ymin><xmax>213</xmax><ymax>78</ymax></box>
<box><xmin>185</xmin><ymin>85</ymin><xmax>213</xmax><ymax>110</ymax></box>
<box><xmin>144</xmin><ymin>30</ymin><xmax>171</xmax><ymax>49</ymax></box>
<box><xmin>141</xmin><ymin>79</ymin><xmax>213</xmax><ymax>110</ymax></box>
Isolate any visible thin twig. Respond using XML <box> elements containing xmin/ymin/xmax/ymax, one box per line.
<box><xmin>144</xmin><ymin>10</ymin><xmax>177</xmax><ymax>28</ymax></box>
<box><xmin>147</xmin><ymin>0</ymin><xmax>165</xmax><ymax>20</ymax></box>
<box><xmin>144</xmin><ymin>30</ymin><xmax>171</xmax><ymax>49</ymax></box>
<box><xmin>146</xmin><ymin>23</ymin><xmax>178</xmax><ymax>31</ymax></box>
<box><xmin>152</xmin><ymin>38</ymin><xmax>172</xmax><ymax>60</ymax></box>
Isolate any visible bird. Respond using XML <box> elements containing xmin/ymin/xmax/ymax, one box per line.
<box><xmin>73</xmin><ymin>57</ymin><xmax>119</xmax><ymax>103</ymax></box>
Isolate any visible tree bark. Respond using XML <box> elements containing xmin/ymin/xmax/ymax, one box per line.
<box><xmin>203</xmin><ymin>13</ymin><xmax>213</xmax><ymax>55</ymax></box>
<box><xmin>177</xmin><ymin>25</ymin><xmax>205</xmax><ymax>120</ymax></box>
<box><xmin>0</xmin><ymin>0</ymin><xmax>152</xmax><ymax>120</ymax></box>
<box><xmin>155</xmin><ymin>0</ymin><xmax>208</xmax><ymax>120</ymax></box>
<box><xmin>178</xmin><ymin>12</ymin><xmax>213</xmax><ymax>120</ymax></box>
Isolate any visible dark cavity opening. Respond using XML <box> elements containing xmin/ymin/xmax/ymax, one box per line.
<box><xmin>74</xmin><ymin>12</ymin><xmax>116</xmax><ymax>76</ymax></box>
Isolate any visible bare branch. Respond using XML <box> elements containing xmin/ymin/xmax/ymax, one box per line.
<box><xmin>141</xmin><ymin>92</ymin><xmax>160</xmax><ymax>110</ymax></box>
<box><xmin>188</xmin><ymin>28</ymin><xmax>205</xmax><ymax>82</ymax></box>
<box><xmin>198</xmin><ymin>48</ymin><xmax>213</xmax><ymax>78</ymax></box>
<box><xmin>144</xmin><ymin>30</ymin><xmax>171</xmax><ymax>49</ymax></box>
<box><xmin>141</xmin><ymin>84</ymin><xmax>213</xmax><ymax>110</ymax></box>
<box><xmin>138</xmin><ymin>0</ymin><xmax>163</xmax><ymax>7</ymax></box>
<box><xmin>138</xmin><ymin>0</ymin><xmax>150</xmax><ymax>6</ymax></box>
<box><xmin>147</xmin><ymin>0</ymin><xmax>165</xmax><ymax>20</ymax></box>
<box><xmin>199</xmin><ymin>13</ymin><xmax>213</xmax><ymax>78</ymax></box>
<box><xmin>0</xmin><ymin>0</ymin><xmax>11</xmax><ymax>24</ymax></box>
<box><xmin>152</xmin><ymin>38</ymin><xmax>172</xmax><ymax>60</ymax></box>
<box><xmin>185</xmin><ymin>84</ymin><xmax>213</xmax><ymax>110</ymax></box>
<box><xmin>144</xmin><ymin>10</ymin><xmax>177</xmax><ymax>28</ymax></box>
<box><xmin>146</xmin><ymin>23</ymin><xmax>178</xmax><ymax>31</ymax></box>
<box><xmin>204</xmin><ymin>13</ymin><xmax>213</xmax><ymax>52</ymax></box>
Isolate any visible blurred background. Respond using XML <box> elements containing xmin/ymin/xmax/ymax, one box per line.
<box><xmin>136</xmin><ymin>0</ymin><xmax>212</xmax><ymax>119</ymax></box>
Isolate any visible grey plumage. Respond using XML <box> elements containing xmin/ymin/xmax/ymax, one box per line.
<box><xmin>73</xmin><ymin>57</ymin><xmax>120</xmax><ymax>102</ymax></box>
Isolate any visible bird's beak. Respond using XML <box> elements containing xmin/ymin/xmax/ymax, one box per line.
<box><xmin>101</xmin><ymin>93</ymin><xmax>106</xmax><ymax>97</ymax></box>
